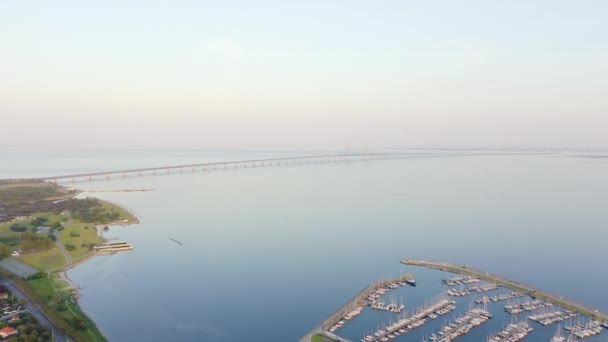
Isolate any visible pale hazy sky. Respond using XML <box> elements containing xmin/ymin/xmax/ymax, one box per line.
<box><xmin>1</xmin><ymin>1</ymin><xmax>607</xmax><ymax>149</ymax></box>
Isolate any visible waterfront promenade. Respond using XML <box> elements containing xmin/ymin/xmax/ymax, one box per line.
<box><xmin>402</xmin><ymin>259</ymin><xmax>608</xmax><ymax>324</ymax></box>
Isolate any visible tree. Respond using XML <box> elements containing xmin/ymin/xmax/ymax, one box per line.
<box><xmin>10</xmin><ymin>224</ymin><xmax>27</xmax><ymax>232</ymax></box>
<box><xmin>0</xmin><ymin>243</ymin><xmax>11</xmax><ymax>257</ymax></box>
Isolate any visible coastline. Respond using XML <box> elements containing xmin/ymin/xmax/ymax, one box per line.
<box><xmin>62</xmin><ymin>197</ymin><xmax>140</xmax><ymax>280</ymax></box>
<box><xmin>8</xmin><ymin>193</ymin><xmax>141</xmax><ymax>342</ymax></box>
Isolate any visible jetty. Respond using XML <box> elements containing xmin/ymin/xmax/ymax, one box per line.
<box><xmin>299</xmin><ymin>273</ymin><xmax>415</xmax><ymax>342</ymax></box>
<box><xmin>402</xmin><ymin>260</ymin><xmax>608</xmax><ymax>324</ymax></box>
<box><xmin>93</xmin><ymin>241</ymin><xmax>133</xmax><ymax>254</ymax></box>
<box><xmin>428</xmin><ymin>307</ymin><xmax>492</xmax><ymax>341</ymax></box>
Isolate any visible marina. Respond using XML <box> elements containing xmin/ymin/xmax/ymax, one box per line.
<box><xmin>442</xmin><ymin>276</ymin><xmax>481</xmax><ymax>286</ymax></box>
<box><xmin>306</xmin><ymin>261</ymin><xmax>608</xmax><ymax>342</ymax></box>
<box><xmin>402</xmin><ymin>260</ymin><xmax>608</xmax><ymax>324</ymax></box>
<box><xmin>427</xmin><ymin>307</ymin><xmax>492</xmax><ymax>342</ymax></box>
<box><xmin>565</xmin><ymin>321</ymin><xmax>604</xmax><ymax>339</ymax></box>
<box><xmin>487</xmin><ymin>321</ymin><xmax>533</xmax><ymax>342</ymax></box>
<box><xmin>475</xmin><ymin>292</ymin><xmax>525</xmax><ymax>304</ymax></box>
<box><xmin>528</xmin><ymin>310</ymin><xmax>578</xmax><ymax>326</ymax></box>
<box><xmin>504</xmin><ymin>299</ymin><xmax>553</xmax><ymax>314</ymax></box>
<box><xmin>362</xmin><ymin>297</ymin><xmax>457</xmax><ymax>342</ymax></box>
<box><xmin>447</xmin><ymin>284</ymin><xmax>500</xmax><ymax>297</ymax></box>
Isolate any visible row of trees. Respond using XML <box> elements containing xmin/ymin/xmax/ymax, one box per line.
<box><xmin>9</xmin><ymin>217</ymin><xmax>62</xmax><ymax>233</ymax></box>
<box><xmin>20</xmin><ymin>233</ymin><xmax>53</xmax><ymax>253</ymax></box>
<box><xmin>0</xmin><ymin>243</ymin><xmax>11</xmax><ymax>257</ymax></box>
<box><xmin>1</xmin><ymin>197</ymin><xmax>98</xmax><ymax>224</ymax></box>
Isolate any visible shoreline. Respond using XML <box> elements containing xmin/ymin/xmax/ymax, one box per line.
<box><xmin>1</xmin><ymin>179</ymin><xmax>142</xmax><ymax>341</ymax></box>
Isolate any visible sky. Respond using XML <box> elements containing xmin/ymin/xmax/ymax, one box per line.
<box><xmin>1</xmin><ymin>1</ymin><xmax>607</xmax><ymax>149</ymax></box>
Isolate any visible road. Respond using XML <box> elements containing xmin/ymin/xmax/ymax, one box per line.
<box><xmin>1</xmin><ymin>280</ymin><xmax>69</xmax><ymax>342</ymax></box>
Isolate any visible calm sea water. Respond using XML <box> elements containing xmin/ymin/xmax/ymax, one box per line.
<box><xmin>1</xmin><ymin>148</ymin><xmax>607</xmax><ymax>341</ymax></box>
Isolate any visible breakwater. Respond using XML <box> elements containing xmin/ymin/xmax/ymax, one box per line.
<box><xmin>299</xmin><ymin>274</ymin><xmax>414</xmax><ymax>342</ymax></box>
<box><xmin>402</xmin><ymin>259</ymin><xmax>608</xmax><ymax>324</ymax></box>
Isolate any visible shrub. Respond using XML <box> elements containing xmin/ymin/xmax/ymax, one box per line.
<box><xmin>10</xmin><ymin>224</ymin><xmax>27</xmax><ymax>232</ymax></box>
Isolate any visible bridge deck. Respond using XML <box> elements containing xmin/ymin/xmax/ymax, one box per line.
<box><xmin>36</xmin><ymin>153</ymin><xmax>404</xmax><ymax>181</ymax></box>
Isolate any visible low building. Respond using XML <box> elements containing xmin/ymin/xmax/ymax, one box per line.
<box><xmin>36</xmin><ymin>226</ymin><xmax>52</xmax><ymax>234</ymax></box>
<box><xmin>0</xmin><ymin>326</ymin><xmax>17</xmax><ymax>339</ymax></box>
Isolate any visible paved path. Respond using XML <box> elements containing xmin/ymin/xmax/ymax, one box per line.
<box><xmin>53</xmin><ymin>213</ymin><xmax>79</xmax><ymax>290</ymax></box>
<box><xmin>53</xmin><ymin>230</ymin><xmax>72</xmax><ymax>269</ymax></box>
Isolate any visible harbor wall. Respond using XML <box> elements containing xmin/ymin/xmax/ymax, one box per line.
<box><xmin>401</xmin><ymin>259</ymin><xmax>608</xmax><ymax>324</ymax></box>
<box><xmin>299</xmin><ymin>275</ymin><xmax>409</xmax><ymax>342</ymax></box>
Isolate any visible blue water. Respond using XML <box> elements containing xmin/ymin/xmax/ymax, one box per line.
<box><xmin>1</xmin><ymin>148</ymin><xmax>607</xmax><ymax>341</ymax></box>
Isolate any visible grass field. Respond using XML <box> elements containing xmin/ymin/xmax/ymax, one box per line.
<box><xmin>18</xmin><ymin>247</ymin><xmax>66</xmax><ymax>271</ymax></box>
<box><xmin>0</xmin><ymin>180</ymin><xmax>76</xmax><ymax>205</ymax></box>
<box><xmin>312</xmin><ymin>333</ymin><xmax>338</xmax><ymax>342</ymax></box>
<box><xmin>0</xmin><ymin>212</ymin><xmax>66</xmax><ymax>234</ymax></box>
<box><xmin>97</xmin><ymin>199</ymin><xmax>138</xmax><ymax>224</ymax></box>
<box><xmin>60</xmin><ymin>222</ymin><xmax>103</xmax><ymax>261</ymax></box>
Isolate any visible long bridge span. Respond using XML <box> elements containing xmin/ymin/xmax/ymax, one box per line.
<box><xmin>38</xmin><ymin>152</ymin><xmax>404</xmax><ymax>183</ymax></box>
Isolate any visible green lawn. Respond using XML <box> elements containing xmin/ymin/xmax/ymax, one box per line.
<box><xmin>97</xmin><ymin>199</ymin><xmax>138</xmax><ymax>224</ymax></box>
<box><xmin>312</xmin><ymin>333</ymin><xmax>338</xmax><ymax>342</ymax></box>
<box><xmin>60</xmin><ymin>222</ymin><xmax>103</xmax><ymax>261</ymax></box>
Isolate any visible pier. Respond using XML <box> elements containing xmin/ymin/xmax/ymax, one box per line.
<box><xmin>402</xmin><ymin>260</ymin><xmax>608</xmax><ymax>325</ymax></box>
<box><xmin>428</xmin><ymin>307</ymin><xmax>492</xmax><ymax>341</ymax></box>
<box><xmin>93</xmin><ymin>241</ymin><xmax>133</xmax><ymax>254</ymax></box>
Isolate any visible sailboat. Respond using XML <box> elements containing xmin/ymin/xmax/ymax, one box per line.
<box><xmin>551</xmin><ymin>325</ymin><xmax>566</xmax><ymax>342</ymax></box>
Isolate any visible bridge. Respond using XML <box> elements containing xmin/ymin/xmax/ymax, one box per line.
<box><xmin>38</xmin><ymin>152</ymin><xmax>405</xmax><ymax>183</ymax></box>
